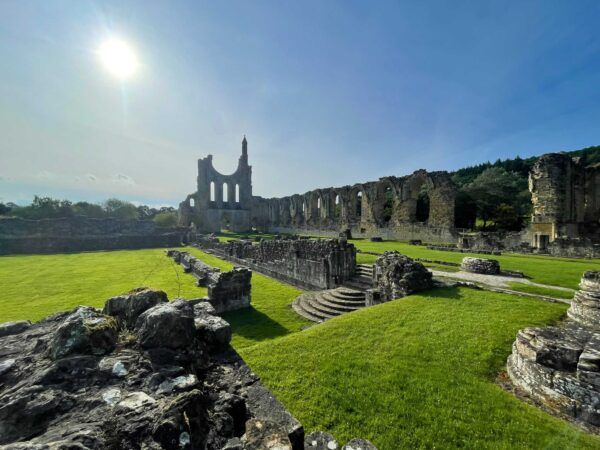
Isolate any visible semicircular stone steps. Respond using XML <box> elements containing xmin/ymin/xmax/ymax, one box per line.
<box><xmin>292</xmin><ymin>287</ymin><xmax>366</xmax><ymax>323</ymax></box>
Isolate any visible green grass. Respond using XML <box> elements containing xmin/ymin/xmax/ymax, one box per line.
<box><xmin>506</xmin><ymin>282</ymin><xmax>575</xmax><ymax>300</ymax></box>
<box><xmin>241</xmin><ymin>287</ymin><xmax>600</xmax><ymax>449</ymax></box>
<box><xmin>351</xmin><ymin>239</ymin><xmax>600</xmax><ymax>289</ymax></box>
<box><xmin>0</xmin><ymin>248</ymin><xmax>309</xmax><ymax>348</ymax></box>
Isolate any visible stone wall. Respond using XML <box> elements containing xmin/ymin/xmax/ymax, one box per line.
<box><xmin>167</xmin><ymin>249</ymin><xmax>252</xmax><ymax>313</ymax></box>
<box><xmin>0</xmin><ymin>217</ymin><xmax>187</xmax><ymax>255</ymax></box>
<box><xmin>194</xmin><ymin>237</ymin><xmax>356</xmax><ymax>290</ymax></box>
<box><xmin>507</xmin><ymin>271</ymin><xmax>600</xmax><ymax>431</ymax></box>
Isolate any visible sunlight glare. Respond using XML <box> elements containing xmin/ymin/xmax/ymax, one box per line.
<box><xmin>97</xmin><ymin>38</ymin><xmax>138</xmax><ymax>80</ymax></box>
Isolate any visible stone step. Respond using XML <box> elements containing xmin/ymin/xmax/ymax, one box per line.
<box><xmin>292</xmin><ymin>295</ymin><xmax>334</xmax><ymax>323</ymax></box>
<box><xmin>323</xmin><ymin>291</ymin><xmax>366</xmax><ymax>306</ymax></box>
<box><xmin>330</xmin><ymin>288</ymin><xmax>365</xmax><ymax>299</ymax></box>
<box><xmin>305</xmin><ymin>296</ymin><xmax>346</xmax><ymax>317</ymax></box>
<box><xmin>292</xmin><ymin>299</ymin><xmax>324</xmax><ymax>323</ymax></box>
<box><xmin>317</xmin><ymin>293</ymin><xmax>364</xmax><ymax>312</ymax></box>
<box><xmin>342</xmin><ymin>280</ymin><xmax>372</xmax><ymax>291</ymax></box>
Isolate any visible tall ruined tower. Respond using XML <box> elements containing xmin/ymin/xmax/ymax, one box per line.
<box><xmin>178</xmin><ymin>137</ymin><xmax>253</xmax><ymax>232</ymax></box>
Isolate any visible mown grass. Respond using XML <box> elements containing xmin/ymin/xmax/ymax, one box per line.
<box><xmin>241</xmin><ymin>287</ymin><xmax>600</xmax><ymax>449</ymax></box>
<box><xmin>0</xmin><ymin>248</ymin><xmax>309</xmax><ymax>348</ymax></box>
<box><xmin>351</xmin><ymin>240</ymin><xmax>600</xmax><ymax>289</ymax></box>
<box><xmin>506</xmin><ymin>282</ymin><xmax>575</xmax><ymax>300</ymax></box>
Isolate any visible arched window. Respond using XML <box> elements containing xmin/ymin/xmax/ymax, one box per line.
<box><xmin>235</xmin><ymin>184</ymin><xmax>240</xmax><ymax>203</ymax></box>
<box><xmin>317</xmin><ymin>197</ymin><xmax>321</xmax><ymax>210</ymax></box>
<box><xmin>334</xmin><ymin>194</ymin><xmax>340</xmax><ymax>219</ymax></box>
<box><xmin>383</xmin><ymin>186</ymin><xmax>393</xmax><ymax>223</ymax></box>
<box><xmin>189</xmin><ymin>198</ymin><xmax>195</xmax><ymax>208</ymax></box>
<box><xmin>210</xmin><ymin>182</ymin><xmax>215</xmax><ymax>202</ymax></box>
<box><xmin>223</xmin><ymin>183</ymin><xmax>228</xmax><ymax>202</ymax></box>
<box><xmin>416</xmin><ymin>186</ymin><xmax>430</xmax><ymax>222</ymax></box>
<box><xmin>302</xmin><ymin>201</ymin><xmax>306</xmax><ymax>215</ymax></box>
<box><xmin>356</xmin><ymin>191</ymin><xmax>363</xmax><ymax>217</ymax></box>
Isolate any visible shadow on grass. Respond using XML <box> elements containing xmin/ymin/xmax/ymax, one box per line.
<box><xmin>222</xmin><ymin>305</ymin><xmax>290</xmax><ymax>342</ymax></box>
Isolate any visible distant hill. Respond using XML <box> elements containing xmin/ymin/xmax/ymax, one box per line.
<box><xmin>451</xmin><ymin>144</ymin><xmax>600</xmax><ymax>187</ymax></box>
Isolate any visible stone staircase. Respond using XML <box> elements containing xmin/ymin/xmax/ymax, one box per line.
<box><xmin>342</xmin><ymin>264</ymin><xmax>373</xmax><ymax>291</ymax></box>
<box><xmin>292</xmin><ymin>264</ymin><xmax>374</xmax><ymax>323</ymax></box>
<box><xmin>292</xmin><ymin>287</ymin><xmax>367</xmax><ymax>323</ymax></box>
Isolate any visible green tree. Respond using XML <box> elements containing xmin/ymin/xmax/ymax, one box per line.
<box><xmin>153</xmin><ymin>211</ymin><xmax>178</xmax><ymax>227</ymax></box>
<box><xmin>72</xmin><ymin>201</ymin><xmax>105</xmax><ymax>218</ymax></box>
<box><xmin>103</xmin><ymin>198</ymin><xmax>139</xmax><ymax>220</ymax></box>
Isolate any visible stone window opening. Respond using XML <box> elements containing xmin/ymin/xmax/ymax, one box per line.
<box><xmin>210</xmin><ymin>182</ymin><xmax>216</xmax><ymax>202</ymax></box>
<box><xmin>334</xmin><ymin>194</ymin><xmax>341</xmax><ymax>219</ymax></box>
<box><xmin>222</xmin><ymin>183</ymin><xmax>228</xmax><ymax>203</ymax></box>
<box><xmin>383</xmin><ymin>186</ymin><xmax>393</xmax><ymax>223</ymax></box>
<box><xmin>415</xmin><ymin>186</ymin><xmax>430</xmax><ymax>223</ymax></box>
<box><xmin>356</xmin><ymin>191</ymin><xmax>363</xmax><ymax>217</ymax></box>
<box><xmin>189</xmin><ymin>197</ymin><xmax>195</xmax><ymax>208</ymax></box>
<box><xmin>235</xmin><ymin>184</ymin><xmax>240</xmax><ymax>203</ymax></box>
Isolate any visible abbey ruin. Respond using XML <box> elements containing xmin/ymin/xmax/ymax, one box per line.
<box><xmin>178</xmin><ymin>137</ymin><xmax>600</xmax><ymax>258</ymax></box>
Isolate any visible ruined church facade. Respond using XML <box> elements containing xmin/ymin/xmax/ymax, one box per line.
<box><xmin>179</xmin><ymin>138</ymin><xmax>459</xmax><ymax>241</ymax></box>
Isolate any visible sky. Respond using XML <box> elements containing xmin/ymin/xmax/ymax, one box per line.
<box><xmin>0</xmin><ymin>1</ymin><xmax>599</xmax><ymax>206</ymax></box>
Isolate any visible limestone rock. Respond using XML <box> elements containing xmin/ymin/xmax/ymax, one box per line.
<box><xmin>0</xmin><ymin>320</ymin><xmax>31</xmax><ymax>337</ymax></box>
<box><xmin>50</xmin><ymin>306</ymin><xmax>118</xmax><ymax>360</ymax></box>
<box><xmin>242</xmin><ymin>418</ymin><xmax>293</xmax><ymax>450</ymax></box>
<box><xmin>368</xmin><ymin>251</ymin><xmax>432</xmax><ymax>304</ymax></box>
<box><xmin>195</xmin><ymin>314</ymin><xmax>232</xmax><ymax>347</ymax></box>
<box><xmin>305</xmin><ymin>431</ymin><xmax>339</xmax><ymax>449</ymax></box>
<box><xmin>103</xmin><ymin>287</ymin><xmax>168</xmax><ymax>328</ymax></box>
<box><xmin>135</xmin><ymin>301</ymin><xmax>195</xmax><ymax>349</ymax></box>
<box><xmin>342</xmin><ymin>438</ymin><xmax>378</xmax><ymax>450</ymax></box>
<box><xmin>460</xmin><ymin>257</ymin><xmax>500</xmax><ymax>275</ymax></box>
<box><xmin>567</xmin><ymin>271</ymin><xmax>600</xmax><ymax>330</ymax></box>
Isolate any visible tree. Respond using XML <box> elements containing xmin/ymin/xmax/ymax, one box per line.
<box><xmin>0</xmin><ymin>203</ymin><xmax>11</xmax><ymax>215</ymax></box>
<box><xmin>103</xmin><ymin>198</ymin><xmax>139</xmax><ymax>220</ymax></box>
<box><xmin>463</xmin><ymin>167</ymin><xmax>528</xmax><ymax>229</ymax></box>
<box><xmin>494</xmin><ymin>203</ymin><xmax>523</xmax><ymax>231</ymax></box>
<box><xmin>454</xmin><ymin>191</ymin><xmax>477</xmax><ymax>229</ymax></box>
<box><xmin>72</xmin><ymin>202</ymin><xmax>105</xmax><ymax>218</ymax></box>
<box><xmin>153</xmin><ymin>211</ymin><xmax>178</xmax><ymax>227</ymax></box>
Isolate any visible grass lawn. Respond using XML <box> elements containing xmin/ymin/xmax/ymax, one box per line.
<box><xmin>1</xmin><ymin>249</ymin><xmax>598</xmax><ymax>448</ymax></box>
<box><xmin>350</xmin><ymin>240</ymin><xmax>600</xmax><ymax>290</ymax></box>
<box><xmin>241</xmin><ymin>287</ymin><xmax>600</xmax><ymax>449</ymax></box>
<box><xmin>506</xmin><ymin>282</ymin><xmax>575</xmax><ymax>300</ymax></box>
<box><xmin>0</xmin><ymin>248</ymin><xmax>309</xmax><ymax>348</ymax></box>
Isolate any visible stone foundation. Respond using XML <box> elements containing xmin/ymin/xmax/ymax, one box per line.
<box><xmin>167</xmin><ymin>250</ymin><xmax>252</xmax><ymax>313</ymax></box>
<box><xmin>460</xmin><ymin>257</ymin><xmax>500</xmax><ymax>275</ymax></box>
<box><xmin>507</xmin><ymin>271</ymin><xmax>600</xmax><ymax>431</ymax></box>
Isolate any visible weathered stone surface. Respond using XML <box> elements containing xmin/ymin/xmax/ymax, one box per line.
<box><xmin>305</xmin><ymin>431</ymin><xmax>338</xmax><ymax>449</ymax></box>
<box><xmin>0</xmin><ymin>320</ymin><xmax>31</xmax><ymax>337</ymax></box>
<box><xmin>460</xmin><ymin>257</ymin><xmax>500</xmax><ymax>275</ymax></box>
<box><xmin>0</xmin><ymin>289</ymin><xmax>315</xmax><ymax>449</ymax></box>
<box><xmin>195</xmin><ymin>314</ymin><xmax>232</xmax><ymax>347</ymax></box>
<box><xmin>135</xmin><ymin>300</ymin><xmax>195</xmax><ymax>350</ymax></box>
<box><xmin>50</xmin><ymin>306</ymin><xmax>118</xmax><ymax>359</ymax></box>
<box><xmin>366</xmin><ymin>251</ymin><xmax>432</xmax><ymax>305</ymax></box>
<box><xmin>103</xmin><ymin>287</ymin><xmax>168</xmax><ymax>328</ymax></box>
<box><xmin>507</xmin><ymin>271</ymin><xmax>600</xmax><ymax>431</ymax></box>
<box><xmin>567</xmin><ymin>271</ymin><xmax>600</xmax><ymax>330</ymax></box>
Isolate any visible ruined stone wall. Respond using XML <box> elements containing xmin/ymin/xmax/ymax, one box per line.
<box><xmin>0</xmin><ymin>217</ymin><xmax>186</xmax><ymax>255</ymax></box>
<box><xmin>529</xmin><ymin>153</ymin><xmax>600</xmax><ymax>248</ymax></box>
<box><xmin>194</xmin><ymin>238</ymin><xmax>356</xmax><ymax>290</ymax></box>
<box><xmin>167</xmin><ymin>249</ymin><xmax>252</xmax><ymax>313</ymax></box>
<box><xmin>251</xmin><ymin>169</ymin><xmax>458</xmax><ymax>243</ymax></box>
<box><xmin>178</xmin><ymin>137</ymin><xmax>252</xmax><ymax>233</ymax></box>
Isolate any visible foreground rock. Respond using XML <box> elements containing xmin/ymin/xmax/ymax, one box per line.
<box><xmin>366</xmin><ymin>251</ymin><xmax>433</xmax><ymax>305</ymax></box>
<box><xmin>0</xmin><ymin>288</ymin><xmax>377</xmax><ymax>449</ymax></box>
<box><xmin>507</xmin><ymin>271</ymin><xmax>600</xmax><ymax>432</ymax></box>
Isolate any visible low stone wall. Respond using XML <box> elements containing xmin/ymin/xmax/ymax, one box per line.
<box><xmin>507</xmin><ymin>271</ymin><xmax>600</xmax><ymax>431</ymax></box>
<box><xmin>193</xmin><ymin>237</ymin><xmax>356</xmax><ymax>290</ymax></box>
<box><xmin>365</xmin><ymin>251</ymin><xmax>432</xmax><ymax>306</ymax></box>
<box><xmin>548</xmin><ymin>238</ymin><xmax>600</xmax><ymax>259</ymax></box>
<box><xmin>167</xmin><ymin>250</ymin><xmax>252</xmax><ymax>313</ymax></box>
<box><xmin>272</xmin><ymin>223</ymin><xmax>459</xmax><ymax>245</ymax></box>
<box><xmin>0</xmin><ymin>217</ymin><xmax>187</xmax><ymax>254</ymax></box>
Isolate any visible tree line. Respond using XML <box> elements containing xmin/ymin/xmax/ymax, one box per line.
<box><xmin>0</xmin><ymin>197</ymin><xmax>179</xmax><ymax>228</ymax></box>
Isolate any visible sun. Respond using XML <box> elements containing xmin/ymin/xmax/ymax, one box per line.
<box><xmin>97</xmin><ymin>38</ymin><xmax>138</xmax><ymax>80</ymax></box>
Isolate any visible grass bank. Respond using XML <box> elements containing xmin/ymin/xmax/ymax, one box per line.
<box><xmin>240</xmin><ymin>287</ymin><xmax>599</xmax><ymax>449</ymax></box>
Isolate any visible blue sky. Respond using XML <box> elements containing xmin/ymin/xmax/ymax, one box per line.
<box><xmin>0</xmin><ymin>1</ymin><xmax>599</xmax><ymax>206</ymax></box>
